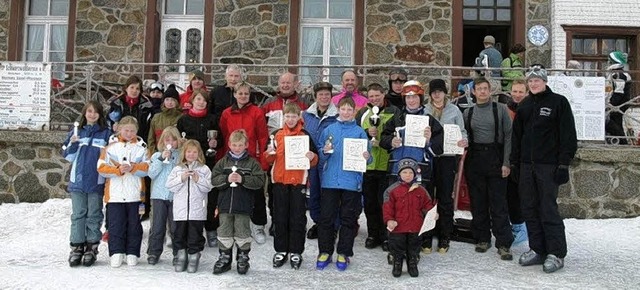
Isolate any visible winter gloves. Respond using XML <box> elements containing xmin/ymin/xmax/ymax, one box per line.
<box><xmin>554</xmin><ymin>165</ymin><xmax>570</xmax><ymax>185</ymax></box>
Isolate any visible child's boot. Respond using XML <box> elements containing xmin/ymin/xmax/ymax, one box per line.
<box><xmin>206</xmin><ymin>231</ymin><xmax>218</xmax><ymax>248</ymax></box>
<box><xmin>213</xmin><ymin>248</ymin><xmax>232</xmax><ymax>274</ymax></box>
<box><xmin>407</xmin><ymin>255</ymin><xmax>419</xmax><ymax>277</ymax></box>
<box><xmin>290</xmin><ymin>253</ymin><xmax>303</xmax><ymax>270</ymax></box>
<box><xmin>68</xmin><ymin>243</ymin><xmax>84</xmax><ymax>267</ymax></box>
<box><xmin>187</xmin><ymin>252</ymin><xmax>201</xmax><ymax>273</ymax></box>
<box><xmin>236</xmin><ymin>249</ymin><xmax>251</xmax><ymax>275</ymax></box>
<box><xmin>392</xmin><ymin>256</ymin><xmax>403</xmax><ymax>278</ymax></box>
<box><xmin>174</xmin><ymin>249</ymin><xmax>187</xmax><ymax>272</ymax></box>
<box><xmin>82</xmin><ymin>242</ymin><xmax>99</xmax><ymax>266</ymax></box>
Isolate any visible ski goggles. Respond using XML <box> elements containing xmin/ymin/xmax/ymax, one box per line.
<box><xmin>150</xmin><ymin>82</ymin><xmax>164</xmax><ymax>92</ymax></box>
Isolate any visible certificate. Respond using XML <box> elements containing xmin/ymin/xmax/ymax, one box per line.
<box><xmin>419</xmin><ymin>204</ymin><xmax>438</xmax><ymax>236</ymax></box>
<box><xmin>443</xmin><ymin>124</ymin><xmax>464</xmax><ymax>155</ymax></box>
<box><xmin>284</xmin><ymin>135</ymin><xmax>310</xmax><ymax>170</ymax></box>
<box><xmin>404</xmin><ymin>114</ymin><xmax>430</xmax><ymax>148</ymax></box>
<box><xmin>342</xmin><ymin>138</ymin><xmax>368</xmax><ymax>173</ymax></box>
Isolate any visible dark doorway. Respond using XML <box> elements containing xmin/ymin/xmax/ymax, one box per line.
<box><xmin>462</xmin><ymin>25</ymin><xmax>511</xmax><ymax>67</ymax></box>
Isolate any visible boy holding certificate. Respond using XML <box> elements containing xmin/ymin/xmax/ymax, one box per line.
<box><xmin>316</xmin><ymin>97</ymin><xmax>372</xmax><ymax>271</ymax></box>
<box><xmin>263</xmin><ymin>103</ymin><xmax>318</xmax><ymax>270</ymax></box>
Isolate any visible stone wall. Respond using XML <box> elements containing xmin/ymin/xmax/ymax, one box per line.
<box><xmin>364</xmin><ymin>0</ymin><xmax>452</xmax><ymax>85</ymax></box>
<box><xmin>1</xmin><ymin>130</ymin><xmax>639</xmax><ymax>219</ymax></box>
<box><xmin>212</xmin><ymin>0</ymin><xmax>290</xmax><ymax>87</ymax></box>
<box><xmin>526</xmin><ymin>0</ymin><xmax>552</xmax><ymax>68</ymax></box>
<box><xmin>0</xmin><ymin>0</ymin><xmax>9</xmax><ymax>61</ymax></box>
<box><xmin>74</xmin><ymin>0</ymin><xmax>147</xmax><ymax>83</ymax></box>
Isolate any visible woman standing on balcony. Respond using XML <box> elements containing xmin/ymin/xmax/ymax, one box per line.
<box><xmin>180</xmin><ymin>70</ymin><xmax>208</xmax><ymax>113</ymax></box>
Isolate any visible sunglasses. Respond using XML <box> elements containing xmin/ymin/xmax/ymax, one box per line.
<box><xmin>150</xmin><ymin>82</ymin><xmax>164</xmax><ymax>91</ymax></box>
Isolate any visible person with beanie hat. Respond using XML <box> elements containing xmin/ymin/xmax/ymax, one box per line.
<box><xmin>302</xmin><ymin>81</ymin><xmax>339</xmax><ymax>240</ymax></box>
<box><xmin>147</xmin><ymin>83</ymin><xmax>183</xmax><ymax>156</ymax></box>
<box><xmin>422</xmin><ymin>78</ymin><xmax>468</xmax><ymax>254</ymax></box>
<box><xmin>387</xmin><ymin>68</ymin><xmax>408</xmax><ymax>108</ymax></box>
<box><xmin>511</xmin><ymin>64</ymin><xmax>577</xmax><ymax>273</ymax></box>
<box><xmin>179</xmin><ymin>70</ymin><xmax>208</xmax><ymax>113</ymax></box>
<box><xmin>383</xmin><ymin>157</ymin><xmax>436</xmax><ymax>278</ymax></box>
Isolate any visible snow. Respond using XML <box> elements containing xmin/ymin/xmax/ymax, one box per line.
<box><xmin>1</xmin><ymin>199</ymin><xmax>639</xmax><ymax>289</ymax></box>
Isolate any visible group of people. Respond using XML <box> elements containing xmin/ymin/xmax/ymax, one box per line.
<box><xmin>63</xmin><ymin>61</ymin><xmax>577</xmax><ymax>278</ymax></box>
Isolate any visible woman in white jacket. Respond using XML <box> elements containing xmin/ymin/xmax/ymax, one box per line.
<box><xmin>166</xmin><ymin>139</ymin><xmax>212</xmax><ymax>273</ymax></box>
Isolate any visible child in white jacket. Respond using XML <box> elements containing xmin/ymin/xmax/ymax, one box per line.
<box><xmin>166</xmin><ymin>139</ymin><xmax>213</xmax><ymax>273</ymax></box>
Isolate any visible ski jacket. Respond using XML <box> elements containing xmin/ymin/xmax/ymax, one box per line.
<box><xmin>501</xmin><ymin>53</ymin><xmax>525</xmax><ymax>91</ymax></box>
<box><xmin>212</xmin><ymin>151</ymin><xmax>265</xmax><ymax>215</ymax></box>
<box><xmin>98</xmin><ymin>135</ymin><xmax>149</xmax><ymax>203</ymax></box>
<box><xmin>331</xmin><ymin>89</ymin><xmax>369</xmax><ymax>110</ymax></box>
<box><xmin>148</xmin><ymin>150</ymin><xmax>180</xmax><ymax>201</ymax></box>
<box><xmin>383</xmin><ymin>181</ymin><xmax>434</xmax><ymax>233</ymax></box>
<box><xmin>107</xmin><ymin>95</ymin><xmax>154</xmax><ymax>142</ymax></box>
<box><xmin>318</xmin><ymin>119</ymin><xmax>372</xmax><ymax>192</ymax></box>
<box><xmin>379</xmin><ymin>106</ymin><xmax>444</xmax><ymax>176</ymax></box>
<box><xmin>385</xmin><ymin>91</ymin><xmax>404</xmax><ymax>109</ymax></box>
<box><xmin>261</xmin><ymin>92</ymin><xmax>308</xmax><ymax>134</ymax></box>
<box><xmin>166</xmin><ymin>161</ymin><xmax>213</xmax><ymax>221</ymax></box>
<box><xmin>263</xmin><ymin>120</ymin><xmax>318</xmax><ymax>185</ymax></box>
<box><xmin>302</xmin><ymin>103</ymin><xmax>338</xmax><ymax>151</ymax></box>
<box><xmin>218</xmin><ymin>103</ymin><xmax>269</xmax><ymax>169</ymax></box>
<box><xmin>511</xmin><ymin>86</ymin><xmax>577</xmax><ymax>166</ymax></box>
<box><xmin>355</xmin><ymin>102</ymin><xmax>401</xmax><ymax>171</ymax></box>
<box><xmin>147</xmin><ymin>108</ymin><xmax>182</xmax><ymax>153</ymax></box>
<box><xmin>63</xmin><ymin>124</ymin><xmax>112</xmax><ymax>194</ymax></box>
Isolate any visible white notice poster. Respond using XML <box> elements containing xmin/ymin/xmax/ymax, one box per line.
<box><xmin>547</xmin><ymin>76</ymin><xmax>606</xmax><ymax>141</ymax></box>
<box><xmin>0</xmin><ymin>62</ymin><xmax>51</xmax><ymax>130</ymax></box>
<box><xmin>342</xmin><ymin>138</ymin><xmax>368</xmax><ymax>173</ymax></box>
<box><xmin>404</xmin><ymin>114</ymin><xmax>430</xmax><ymax>148</ymax></box>
<box><xmin>284</xmin><ymin>135</ymin><xmax>310</xmax><ymax>170</ymax></box>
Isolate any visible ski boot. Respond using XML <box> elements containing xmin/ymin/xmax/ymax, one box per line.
<box><xmin>174</xmin><ymin>249</ymin><xmax>187</xmax><ymax>272</ymax></box>
<box><xmin>392</xmin><ymin>256</ymin><xmax>403</xmax><ymax>278</ymax></box>
<box><xmin>236</xmin><ymin>249</ymin><xmax>251</xmax><ymax>275</ymax></box>
<box><xmin>272</xmin><ymin>252</ymin><xmax>288</xmax><ymax>268</ymax></box>
<box><xmin>290</xmin><ymin>253</ymin><xmax>303</xmax><ymax>270</ymax></box>
<box><xmin>316</xmin><ymin>253</ymin><xmax>332</xmax><ymax>270</ymax></box>
<box><xmin>82</xmin><ymin>242</ymin><xmax>99</xmax><ymax>266</ymax></box>
<box><xmin>68</xmin><ymin>244</ymin><xmax>84</xmax><ymax>267</ymax></box>
<box><xmin>206</xmin><ymin>231</ymin><xmax>218</xmax><ymax>248</ymax></box>
<box><xmin>407</xmin><ymin>255</ymin><xmax>419</xmax><ymax>277</ymax></box>
<box><xmin>187</xmin><ymin>252</ymin><xmax>201</xmax><ymax>273</ymax></box>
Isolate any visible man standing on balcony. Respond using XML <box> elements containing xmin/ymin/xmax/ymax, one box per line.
<box><xmin>477</xmin><ymin>35</ymin><xmax>503</xmax><ymax>79</ymax></box>
<box><xmin>331</xmin><ymin>70</ymin><xmax>368</xmax><ymax>110</ymax></box>
<box><xmin>511</xmin><ymin>66</ymin><xmax>577</xmax><ymax>273</ymax></box>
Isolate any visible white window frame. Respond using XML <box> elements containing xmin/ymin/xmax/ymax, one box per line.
<box><xmin>299</xmin><ymin>0</ymin><xmax>355</xmax><ymax>86</ymax></box>
<box><xmin>159</xmin><ymin>0</ymin><xmax>204</xmax><ymax>89</ymax></box>
<box><xmin>23</xmin><ymin>0</ymin><xmax>68</xmax><ymax>80</ymax></box>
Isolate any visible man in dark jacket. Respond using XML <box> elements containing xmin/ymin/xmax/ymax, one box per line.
<box><xmin>386</xmin><ymin>68</ymin><xmax>408</xmax><ymax>108</ymax></box>
<box><xmin>511</xmin><ymin>66</ymin><xmax>577</xmax><ymax>273</ymax></box>
<box><xmin>208</xmin><ymin>64</ymin><xmax>243</xmax><ymax>125</ymax></box>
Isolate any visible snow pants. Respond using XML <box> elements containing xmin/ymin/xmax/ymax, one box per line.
<box><xmin>173</xmin><ymin>220</ymin><xmax>205</xmax><ymax>255</ymax></box>
<box><xmin>363</xmin><ymin>170</ymin><xmax>388</xmax><ymax>242</ymax></box>
<box><xmin>318</xmin><ymin>188</ymin><xmax>362</xmax><ymax>257</ymax></box>
<box><xmin>272</xmin><ymin>183</ymin><xmax>307</xmax><ymax>254</ymax></box>
<box><xmin>107</xmin><ymin>202</ymin><xmax>143</xmax><ymax>257</ymax></box>
<box><xmin>147</xmin><ymin>199</ymin><xmax>176</xmax><ymax>257</ymax></box>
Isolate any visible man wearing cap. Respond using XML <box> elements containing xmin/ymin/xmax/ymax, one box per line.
<box><xmin>387</xmin><ymin>69</ymin><xmax>408</xmax><ymax>108</ymax></box>
<box><xmin>478</xmin><ymin>35</ymin><xmax>503</xmax><ymax>78</ymax></box>
<box><xmin>501</xmin><ymin>43</ymin><xmax>526</xmax><ymax>91</ymax></box>
<box><xmin>302</xmin><ymin>82</ymin><xmax>339</xmax><ymax>239</ymax></box>
<box><xmin>179</xmin><ymin>69</ymin><xmax>207</xmax><ymax>113</ymax></box>
<box><xmin>511</xmin><ymin>66</ymin><xmax>577</xmax><ymax>273</ymax></box>
<box><xmin>331</xmin><ymin>70</ymin><xmax>368</xmax><ymax>110</ymax></box>
<box><xmin>463</xmin><ymin>77</ymin><xmax>513</xmax><ymax>260</ymax></box>
<box><xmin>147</xmin><ymin>84</ymin><xmax>182</xmax><ymax>153</ymax></box>
<box><xmin>208</xmin><ymin>64</ymin><xmax>243</xmax><ymax>126</ymax></box>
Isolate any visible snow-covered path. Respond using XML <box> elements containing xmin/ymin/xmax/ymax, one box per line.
<box><xmin>0</xmin><ymin>199</ymin><xmax>638</xmax><ymax>289</ymax></box>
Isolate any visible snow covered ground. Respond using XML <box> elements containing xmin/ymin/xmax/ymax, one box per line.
<box><xmin>0</xmin><ymin>199</ymin><xmax>638</xmax><ymax>289</ymax></box>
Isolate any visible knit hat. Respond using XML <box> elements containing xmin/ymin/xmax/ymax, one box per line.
<box><xmin>525</xmin><ymin>65</ymin><xmax>548</xmax><ymax>82</ymax></box>
<box><xmin>483</xmin><ymin>35</ymin><xmax>495</xmax><ymax>45</ymax></box>
<box><xmin>313</xmin><ymin>81</ymin><xmax>333</xmax><ymax>94</ymax></box>
<box><xmin>163</xmin><ymin>84</ymin><xmax>180</xmax><ymax>102</ymax></box>
<box><xmin>149</xmin><ymin>82</ymin><xmax>164</xmax><ymax>93</ymax></box>
<box><xmin>401</xmin><ymin>80</ymin><xmax>425</xmax><ymax>96</ymax></box>
<box><xmin>189</xmin><ymin>70</ymin><xmax>205</xmax><ymax>82</ymax></box>
<box><xmin>428</xmin><ymin>79</ymin><xmax>448</xmax><ymax>95</ymax></box>
<box><xmin>397</xmin><ymin>158</ymin><xmax>418</xmax><ymax>175</ymax></box>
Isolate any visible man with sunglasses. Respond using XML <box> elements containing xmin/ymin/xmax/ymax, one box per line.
<box><xmin>386</xmin><ymin>69</ymin><xmax>408</xmax><ymax>108</ymax></box>
<box><xmin>511</xmin><ymin>65</ymin><xmax>577</xmax><ymax>273</ymax></box>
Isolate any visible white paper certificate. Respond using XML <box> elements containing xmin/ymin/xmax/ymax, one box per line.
<box><xmin>419</xmin><ymin>204</ymin><xmax>438</xmax><ymax>236</ymax></box>
<box><xmin>342</xmin><ymin>138</ymin><xmax>368</xmax><ymax>173</ymax></box>
<box><xmin>404</xmin><ymin>114</ymin><xmax>430</xmax><ymax>148</ymax></box>
<box><xmin>443</xmin><ymin>124</ymin><xmax>464</xmax><ymax>155</ymax></box>
<box><xmin>284</xmin><ymin>135</ymin><xmax>310</xmax><ymax>170</ymax></box>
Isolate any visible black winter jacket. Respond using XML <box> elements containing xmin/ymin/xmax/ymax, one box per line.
<box><xmin>510</xmin><ymin>86</ymin><xmax>577</xmax><ymax>166</ymax></box>
<box><xmin>212</xmin><ymin>151</ymin><xmax>265</xmax><ymax>215</ymax></box>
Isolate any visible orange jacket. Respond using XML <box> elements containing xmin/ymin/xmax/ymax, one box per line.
<box><xmin>263</xmin><ymin>120</ymin><xmax>318</xmax><ymax>185</ymax></box>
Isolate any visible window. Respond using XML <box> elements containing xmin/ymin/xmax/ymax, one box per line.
<box><xmin>299</xmin><ymin>0</ymin><xmax>354</xmax><ymax>86</ymax></box>
<box><xmin>24</xmin><ymin>0</ymin><xmax>69</xmax><ymax>80</ymax></box>
<box><xmin>463</xmin><ymin>0</ymin><xmax>511</xmax><ymax>22</ymax></box>
<box><xmin>570</xmin><ymin>37</ymin><xmax>632</xmax><ymax>75</ymax></box>
<box><xmin>159</xmin><ymin>0</ymin><xmax>204</xmax><ymax>86</ymax></box>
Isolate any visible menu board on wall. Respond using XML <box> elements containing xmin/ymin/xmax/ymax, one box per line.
<box><xmin>547</xmin><ymin>76</ymin><xmax>606</xmax><ymax>141</ymax></box>
<box><xmin>0</xmin><ymin>62</ymin><xmax>51</xmax><ymax>130</ymax></box>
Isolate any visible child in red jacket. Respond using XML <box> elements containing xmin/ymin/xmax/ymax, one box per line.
<box><xmin>383</xmin><ymin>158</ymin><xmax>436</xmax><ymax>278</ymax></box>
